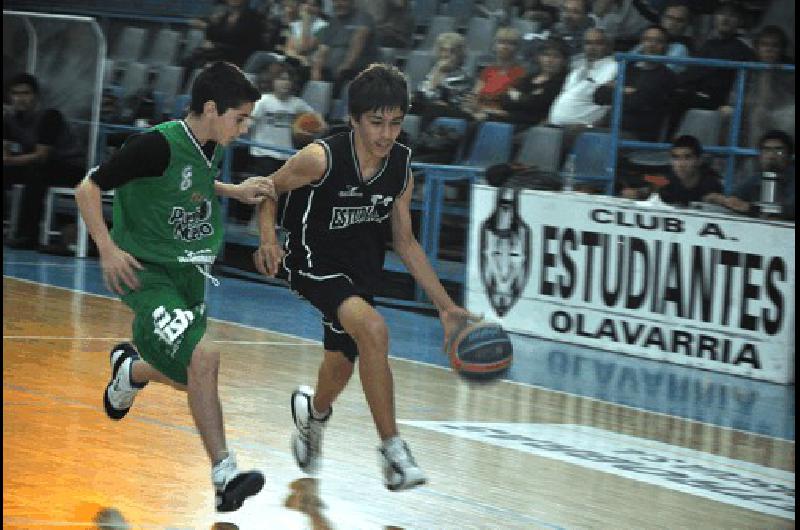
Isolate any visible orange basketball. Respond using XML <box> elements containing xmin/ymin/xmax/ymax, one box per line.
<box><xmin>445</xmin><ymin>318</ymin><xmax>513</xmax><ymax>377</ymax></box>
<box><xmin>292</xmin><ymin>112</ymin><xmax>325</xmax><ymax>137</ymax></box>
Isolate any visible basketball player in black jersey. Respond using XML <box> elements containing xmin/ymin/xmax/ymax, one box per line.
<box><xmin>253</xmin><ymin>64</ymin><xmax>472</xmax><ymax>491</ymax></box>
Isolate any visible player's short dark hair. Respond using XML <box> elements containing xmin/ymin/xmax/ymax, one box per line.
<box><xmin>7</xmin><ymin>72</ymin><xmax>39</xmax><ymax>95</ymax></box>
<box><xmin>759</xmin><ymin>130</ymin><xmax>794</xmax><ymax>155</ymax></box>
<box><xmin>347</xmin><ymin>63</ymin><xmax>409</xmax><ymax>120</ymax></box>
<box><xmin>190</xmin><ymin>61</ymin><xmax>260</xmax><ymax>115</ymax></box>
<box><xmin>671</xmin><ymin>134</ymin><xmax>703</xmax><ymax>156</ymax></box>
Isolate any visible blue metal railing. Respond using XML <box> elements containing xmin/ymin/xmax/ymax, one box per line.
<box><xmin>608</xmin><ymin>53</ymin><xmax>795</xmax><ymax>193</ymax></box>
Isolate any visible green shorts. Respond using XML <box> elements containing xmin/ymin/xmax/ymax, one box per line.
<box><xmin>121</xmin><ymin>262</ymin><xmax>208</xmax><ymax>385</ymax></box>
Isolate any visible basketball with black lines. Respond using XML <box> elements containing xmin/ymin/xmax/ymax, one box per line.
<box><xmin>446</xmin><ymin>318</ymin><xmax>513</xmax><ymax>377</ymax></box>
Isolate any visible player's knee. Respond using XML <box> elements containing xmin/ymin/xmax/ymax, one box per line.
<box><xmin>188</xmin><ymin>346</ymin><xmax>219</xmax><ymax>377</ymax></box>
<box><xmin>352</xmin><ymin>315</ymin><xmax>388</xmax><ymax>351</ymax></box>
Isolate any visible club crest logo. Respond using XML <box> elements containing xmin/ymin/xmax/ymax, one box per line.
<box><xmin>479</xmin><ymin>187</ymin><xmax>531</xmax><ymax>317</ymax></box>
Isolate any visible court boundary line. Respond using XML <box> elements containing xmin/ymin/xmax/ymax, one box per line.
<box><xmin>3</xmin><ymin>275</ymin><xmax>794</xmax><ymax>445</ymax></box>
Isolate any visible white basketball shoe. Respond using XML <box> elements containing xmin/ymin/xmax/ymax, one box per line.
<box><xmin>380</xmin><ymin>436</ymin><xmax>428</xmax><ymax>491</ymax></box>
<box><xmin>291</xmin><ymin>385</ymin><xmax>331</xmax><ymax>474</ymax></box>
<box><xmin>103</xmin><ymin>343</ymin><xmax>146</xmax><ymax>420</ymax></box>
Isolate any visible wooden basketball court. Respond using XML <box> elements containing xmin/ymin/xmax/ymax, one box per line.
<box><xmin>3</xmin><ymin>276</ymin><xmax>794</xmax><ymax>528</ymax></box>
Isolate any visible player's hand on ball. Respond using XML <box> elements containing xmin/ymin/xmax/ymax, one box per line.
<box><xmin>237</xmin><ymin>176</ymin><xmax>276</xmax><ymax>204</ymax></box>
<box><xmin>440</xmin><ymin>306</ymin><xmax>481</xmax><ymax>350</ymax></box>
<box><xmin>253</xmin><ymin>241</ymin><xmax>284</xmax><ymax>277</ymax></box>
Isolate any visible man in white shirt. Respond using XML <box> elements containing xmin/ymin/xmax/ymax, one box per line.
<box><xmin>548</xmin><ymin>28</ymin><xmax>617</xmax><ymax>127</ymax></box>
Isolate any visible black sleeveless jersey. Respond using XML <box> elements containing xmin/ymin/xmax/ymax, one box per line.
<box><xmin>281</xmin><ymin>131</ymin><xmax>411</xmax><ymax>290</ymax></box>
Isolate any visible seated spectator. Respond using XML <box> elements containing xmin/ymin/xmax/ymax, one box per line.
<box><xmin>719</xmin><ymin>25</ymin><xmax>795</xmax><ymax>148</ymax></box>
<box><xmin>630</xmin><ymin>1</ymin><xmax>691</xmax><ymax>73</ymax></box>
<box><xmin>282</xmin><ymin>0</ymin><xmax>329</xmax><ymax>86</ymax></box>
<box><xmin>705</xmin><ymin>130</ymin><xmax>795</xmax><ymax>221</ymax></box>
<box><xmin>551</xmin><ymin>0</ymin><xmax>598</xmax><ymax>59</ymax></box>
<box><xmin>548</xmin><ymin>28</ymin><xmax>617</xmax><ymax>128</ymax></box>
<box><xmin>272</xmin><ymin>0</ymin><xmax>302</xmax><ymax>57</ymax></box>
<box><xmin>310</xmin><ymin>0</ymin><xmax>379</xmax><ymax>97</ymax></box>
<box><xmin>594</xmin><ymin>25</ymin><xmax>677</xmax><ymax>141</ymax></box>
<box><xmin>412</xmin><ymin>32</ymin><xmax>475</xmax><ymax>129</ymax></box>
<box><xmin>657</xmin><ymin>0</ymin><xmax>694</xmax><ymax>53</ymax></box>
<box><xmin>463</xmin><ymin>27</ymin><xmax>527</xmax><ymax>122</ymax></box>
<box><xmin>284</xmin><ymin>0</ymin><xmax>328</xmax><ymax>65</ymax></box>
<box><xmin>674</xmin><ymin>3</ymin><xmax>755</xmax><ymax>111</ymax></box>
<box><xmin>657</xmin><ymin>135</ymin><xmax>723</xmax><ymax>206</ymax></box>
<box><xmin>497</xmin><ymin>37</ymin><xmax>568</xmax><ymax>130</ymax></box>
<box><xmin>375</xmin><ymin>0</ymin><xmax>415</xmax><ymax>49</ymax></box>
<box><xmin>184</xmin><ymin>0</ymin><xmax>266</xmax><ymax>71</ymax></box>
<box><xmin>592</xmin><ymin>0</ymin><xmax>659</xmax><ymax>50</ymax></box>
<box><xmin>3</xmin><ymin>73</ymin><xmax>85</xmax><ymax>249</ymax></box>
<box><xmin>514</xmin><ymin>0</ymin><xmax>559</xmax><ymax>30</ymax></box>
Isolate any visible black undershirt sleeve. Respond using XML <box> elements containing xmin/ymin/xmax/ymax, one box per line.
<box><xmin>89</xmin><ymin>131</ymin><xmax>170</xmax><ymax>191</ymax></box>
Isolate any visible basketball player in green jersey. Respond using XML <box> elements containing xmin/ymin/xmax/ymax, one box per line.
<box><xmin>75</xmin><ymin>62</ymin><xmax>273</xmax><ymax>512</ymax></box>
<box><xmin>253</xmin><ymin>64</ymin><xmax>473</xmax><ymax>491</ymax></box>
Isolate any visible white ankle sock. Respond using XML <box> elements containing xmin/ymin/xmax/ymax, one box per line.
<box><xmin>212</xmin><ymin>452</ymin><xmax>238</xmax><ymax>485</ymax></box>
<box><xmin>382</xmin><ymin>435</ymin><xmax>402</xmax><ymax>451</ymax></box>
<box><xmin>310</xmin><ymin>399</ymin><xmax>329</xmax><ymax>420</ymax></box>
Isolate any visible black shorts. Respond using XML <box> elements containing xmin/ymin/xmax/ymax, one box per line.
<box><xmin>286</xmin><ymin>265</ymin><xmax>373</xmax><ymax>363</ymax></box>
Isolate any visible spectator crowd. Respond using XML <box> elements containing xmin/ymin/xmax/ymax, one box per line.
<box><xmin>3</xmin><ymin>0</ymin><xmax>797</xmax><ymax>256</ymax></box>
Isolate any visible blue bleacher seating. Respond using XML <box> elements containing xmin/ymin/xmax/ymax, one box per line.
<box><xmin>462</xmin><ymin>121</ymin><xmax>514</xmax><ymax>168</ymax></box>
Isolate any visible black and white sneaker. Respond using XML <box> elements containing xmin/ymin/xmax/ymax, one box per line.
<box><xmin>213</xmin><ymin>453</ymin><xmax>265</xmax><ymax>512</ymax></box>
<box><xmin>380</xmin><ymin>437</ymin><xmax>427</xmax><ymax>491</ymax></box>
<box><xmin>103</xmin><ymin>342</ymin><xmax>146</xmax><ymax>420</ymax></box>
<box><xmin>290</xmin><ymin>385</ymin><xmax>331</xmax><ymax>474</ymax></box>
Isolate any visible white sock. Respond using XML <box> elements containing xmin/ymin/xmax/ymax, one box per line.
<box><xmin>310</xmin><ymin>399</ymin><xmax>329</xmax><ymax>420</ymax></box>
<box><xmin>212</xmin><ymin>452</ymin><xmax>237</xmax><ymax>486</ymax></box>
<box><xmin>382</xmin><ymin>435</ymin><xmax>402</xmax><ymax>451</ymax></box>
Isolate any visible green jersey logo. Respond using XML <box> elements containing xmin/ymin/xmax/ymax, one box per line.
<box><xmin>168</xmin><ymin>199</ymin><xmax>214</xmax><ymax>242</ymax></box>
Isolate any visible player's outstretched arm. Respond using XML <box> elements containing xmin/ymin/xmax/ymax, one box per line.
<box><xmin>252</xmin><ymin>143</ymin><xmax>327</xmax><ymax>277</ymax></box>
<box><xmin>390</xmin><ymin>171</ymin><xmax>474</xmax><ymax>345</ymax></box>
<box><xmin>214</xmin><ymin>176</ymin><xmax>276</xmax><ymax>204</ymax></box>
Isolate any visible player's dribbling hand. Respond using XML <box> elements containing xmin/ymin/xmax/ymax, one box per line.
<box><xmin>98</xmin><ymin>243</ymin><xmax>143</xmax><ymax>295</ymax></box>
<box><xmin>236</xmin><ymin>176</ymin><xmax>276</xmax><ymax>204</ymax></box>
<box><xmin>440</xmin><ymin>306</ymin><xmax>481</xmax><ymax>350</ymax></box>
<box><xmin>253</xmin><ymin>241</ymin><xmax>284</xmax><ymax>277</ymax></box>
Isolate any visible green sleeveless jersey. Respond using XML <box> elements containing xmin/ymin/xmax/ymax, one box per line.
<box><xmin>111</xmin><ymin>120</ymin><xmax>225</xmax><ymax>265</ymax></box>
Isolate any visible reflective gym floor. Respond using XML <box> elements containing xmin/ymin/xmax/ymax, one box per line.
<box><xmin>3</xmin><ymin>247</ymin><xmax>794</xmax><ymax>529</ymax></box>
